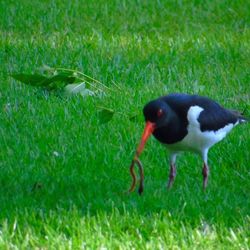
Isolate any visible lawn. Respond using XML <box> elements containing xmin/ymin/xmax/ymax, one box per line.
<box><xmin>0</xmin><ymin>0</ymin><xmax>250</xmax><ymax>249</ymax></box>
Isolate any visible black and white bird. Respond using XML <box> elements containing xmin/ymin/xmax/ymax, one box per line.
<box><xmin>134</xmin><ymin>93</ymin><xmax>248</xmax><ymax>190</ymax></box>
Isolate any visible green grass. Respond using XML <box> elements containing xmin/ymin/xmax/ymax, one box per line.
<box><xmin>0</xmin><ymin>0</ymin><xmax>250</xmax><ymax>249</ymax></box>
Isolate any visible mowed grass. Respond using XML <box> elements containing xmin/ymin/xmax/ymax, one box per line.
<box><xmin>0</xmin><ymin>0</ymin><xmax>250</xmax><ymax>249</ymax></box>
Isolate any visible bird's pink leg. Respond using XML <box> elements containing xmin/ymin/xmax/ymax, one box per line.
<box><xmin>167</xmin><ymin>164</ymin><xmax>176</xmax><ymax>189</ymax></box>
<box><xmin>202</xmin><ymin>163</ymin><xmax>209</xmax><ymax>190</ymax></box>
<box><xmin>167</xmin><ymin>153</ymin><xmax>177</xmax><ymax>189</ymax></box>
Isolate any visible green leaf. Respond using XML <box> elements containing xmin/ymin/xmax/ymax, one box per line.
<box><xmin>98</xmin><ymin>108</ymin><xmax>115</xmax><ymax>124</ymax></box>
<box><xmin>11</xmin><ymin>73</ymin><xmax>76</xmax><ymax>90</ymax></box>
<box><xmin>11</xmin><ymin>74</ymin><xmax>49</xmax><ymax>86</ymax></box>
<box><xmin>44</xmin><ymin>73</ymin><xmax>76</xmax><ymax>89</ymax></box>
<box><xmin>48</xmin><ymin>74</ymin><xmax>75</xmax><ymax>84</ymax></box>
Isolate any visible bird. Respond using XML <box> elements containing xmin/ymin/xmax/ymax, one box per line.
<box><xmin>133</xmin><ymin>93</ymin><xmax>248</xmax><ymax>191</ymax></box>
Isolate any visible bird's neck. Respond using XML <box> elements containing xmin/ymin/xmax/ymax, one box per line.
<box><xmin>154</xmin><ymin>112</ymin><xmax>187</xmax><ymax>144</ymax></box>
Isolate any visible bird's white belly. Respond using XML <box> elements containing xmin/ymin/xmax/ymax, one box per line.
<box><xmin>165</xmin><ymin>106</ymin><xmax>237</xmax><ymax>154</ymax></box>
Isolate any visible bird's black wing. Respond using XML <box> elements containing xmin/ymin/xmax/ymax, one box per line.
<box><xmin>198</xmin><ymin>105</ymin><xmax>238</xmax><ymax>132</ymax></box>
<box><xmin>162</xmin><ymin>93</ymin><xmax>241</xmax><ymax>132</ymax></box>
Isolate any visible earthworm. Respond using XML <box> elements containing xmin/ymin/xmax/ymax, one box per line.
<box><xmin>128</xmin><ymin>158</ymin><xmax>144</xmax><ymax>195</ymax></box>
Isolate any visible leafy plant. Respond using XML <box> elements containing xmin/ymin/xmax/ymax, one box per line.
<box><xmin>11</xmin><ymin>65</ymin><xmax>110</xmax><ymax>94</ymax></box>
<box><xmin>11</xmin><ymin>66</ymin><xmax>139</xmax><ymax>124</ymax></box>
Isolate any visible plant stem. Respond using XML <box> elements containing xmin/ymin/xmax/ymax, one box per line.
<box><xmin>55</xmin><ymin>67</ymin><xmax>112</xmax><ymax>91</ymax></box>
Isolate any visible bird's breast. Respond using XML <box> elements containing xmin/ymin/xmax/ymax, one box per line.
<box><xmin>153</xmin><ymin>125</ymin><xmax>188</xmax><ymax>144</ymax></box>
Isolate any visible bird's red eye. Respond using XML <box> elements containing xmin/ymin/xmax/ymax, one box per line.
<box><xmin>157</xmin><ymin>109</ymin><xmax>163</xmax><ymax>117</ymax></box>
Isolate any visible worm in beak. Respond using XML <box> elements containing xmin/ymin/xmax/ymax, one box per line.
<box><xmin>128</xmin><ymin>121</ymin><xmax>156</xmax><ymax>195</ymax></box>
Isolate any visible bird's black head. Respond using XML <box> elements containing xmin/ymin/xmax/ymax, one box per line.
<box><xmin>143</xmin><ymin>99</ymin><xmax>171</xmax><ymax>129</ymax></box>
<box><xmin>134</xmin><ymin>99</ymin><xmax>171</xmax><ymax>158</ymax></box>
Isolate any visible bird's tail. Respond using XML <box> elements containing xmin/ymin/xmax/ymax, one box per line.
<box><xmin>239</xmin><ymin>117</ymin><xmax>249</xmax><ymax>123</ymax></box>
<box><xmin>229</xmin><ymin>109</ymin><xmax>249</xmax><ymax>123</ymax></box>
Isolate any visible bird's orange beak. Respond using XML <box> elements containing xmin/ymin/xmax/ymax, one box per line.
<box><xmin>134</xmin><ymin>121</ymin><xmax>156</xmax><ymax>159</ymax></box>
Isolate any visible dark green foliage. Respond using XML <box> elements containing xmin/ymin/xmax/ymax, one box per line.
<box><xmin>98</xmin><ymin>108</ymin><xmax>115</xmax><ymax>124</ymax></box>
<box><xmin>11</xmin><ymin>72</ymin><xmax>76</xmax><ymax>90</ymax></box>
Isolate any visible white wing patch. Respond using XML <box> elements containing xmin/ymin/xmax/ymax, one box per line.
<box><xmin>187</xmin><ymin>106</ymin><xmax>204</xmax><ymax>127</ymax></box>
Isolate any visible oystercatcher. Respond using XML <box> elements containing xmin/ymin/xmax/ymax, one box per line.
<box><xmin>133</xmin><ymin>93</ymin><xmax>248</xmax><ymax>191</ymax></box>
